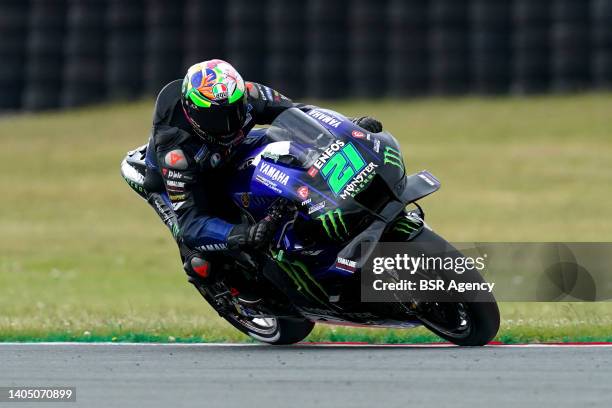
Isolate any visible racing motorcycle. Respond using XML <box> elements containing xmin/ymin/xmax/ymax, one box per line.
<box><xmin>121</xmin><ymin>108</ymin><xmax>500</xmax><ymax>346</ymax></box>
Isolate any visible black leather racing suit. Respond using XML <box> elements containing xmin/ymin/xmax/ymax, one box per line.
<box><xmin>143</xmin><ymin>80</ymin><xmax>311</xmax><ymax>255</ymax></box>
<box><xmin>140</xmin><ymin>80</ymin><xmax>382</xmax><ymax>280</ymax></box>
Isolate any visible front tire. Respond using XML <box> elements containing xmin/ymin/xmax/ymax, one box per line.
<box><xmin>418</xmin><ymin>300</ymin><xmax>500</xmax><ymax>346</ymax></box>
<box><xmin>409</xmin><ymin>228</ymin><xmax>500</xmax><ymax>346</ymax></box>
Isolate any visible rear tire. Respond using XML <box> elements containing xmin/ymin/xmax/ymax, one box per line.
<box><xmin>222</xmin><ymin>314</ymin><xmax>315</xmax><ymax>345</ymax></box>
<box><xmin>192</xmin><ymin>281</ymin><xmax>315</xmax><ymax>345</ymax></box>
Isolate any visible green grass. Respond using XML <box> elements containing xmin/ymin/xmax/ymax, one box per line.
<box><xmin>1</xmin><ymin>93</ymin><xmax>612</xmax><ymax>343</ymax></box>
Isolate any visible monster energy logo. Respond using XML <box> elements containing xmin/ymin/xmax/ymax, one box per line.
<box><xmin>171</xmin><ymin>223</ymin><xmax>180</xmax><ymax>239</ymax></box>
<box><xmin>272</xmin><ymin>250</ymin><xmax>329</xmax><ymax>305</ymax></box>
<box><xmin>318</xmin><ymin>209</ymin><xmax>348</xmax><ymax>240</ymax></box>
<box><xmin>383</xmin><ymin>146</ymin><xmax>403</xmax><ymax>170</ymax></box>
<box><xmin>393</xmin><ymin>215</ymin><xmax>422</xmax><ymax>236</ymax></box>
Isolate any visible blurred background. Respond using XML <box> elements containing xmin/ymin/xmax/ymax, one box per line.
<box><xmin>2</xmin><ymin>0</ymin><xmax>612</xmax><ymax>111</ymax></box>
<box><xmin>1</xmin><ymin>0</ymin><xmax>611</xmax><ymax>343</ymax></box>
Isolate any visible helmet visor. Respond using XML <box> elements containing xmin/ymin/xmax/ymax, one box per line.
<box><xmin>188</xmin><ymin>99</ymin><xmax>247</xmax><ymax>140</ymax></box>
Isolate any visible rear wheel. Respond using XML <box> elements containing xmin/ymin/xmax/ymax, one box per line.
<box><xmin>193</xmin><ymin>281</ymin><xmax>315</xmax><ymax>345</ymax></box>
<box><xmin>190</xmin><ymin>261</ymin><xmax>315</xmax><ymax>345</ymax></box>
<box><xmin>222</xmin><ymin>313</ymin><xmax>315</xmax><ymax>345</ymax></box>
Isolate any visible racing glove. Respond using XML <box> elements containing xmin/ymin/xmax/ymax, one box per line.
<box><xmin>227</xmin><ymin>217</ymin><xmax>277</xmax><ymax>250</ymax></box>
<box><xmin>350</xmin><ymin>116</ymin><xmax>383</xmax><ymax>133</ymax></box>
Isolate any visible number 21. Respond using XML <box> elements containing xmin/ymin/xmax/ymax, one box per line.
<box><xmin>321</xmin><ymin>143</ymin><xmax>366</xmax><ymax>195</ymax></box>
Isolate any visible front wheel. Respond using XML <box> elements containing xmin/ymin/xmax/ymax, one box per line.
<box><xmin>409</xmin><ymin>228</ymin><xmax>500</xmax><ymax>346</ymax></box>
<box><xmin>417</xmin><ymin>300</ymin><xmax>500</xmax><ymax>346</ymax></box>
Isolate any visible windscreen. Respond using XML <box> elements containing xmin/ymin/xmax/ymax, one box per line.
<box><xmin>265</xmin><ymin>108</ymin><xmax>337</xmax><ymax>169</ymax></box>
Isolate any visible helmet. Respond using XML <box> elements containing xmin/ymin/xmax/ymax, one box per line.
<box><xmin>180</xmin><ymin>59</ymin><xmax>247</xmax><ymax>146</ymax></box>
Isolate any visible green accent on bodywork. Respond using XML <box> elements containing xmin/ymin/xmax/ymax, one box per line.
<box><xmin>342</xmin><ymin>143</ymin><xmax>366</xmax><ymax>169</ymax></box>
<box><xmin>272</xmin><ymin>250</ymin><xmax>328</xmax><ymax>306</ymax></box>
<box><xmin>275</xmin><ymin>257</ymin><xmax>304</xmax><ymax>290</ymax></box>
<box><xmin>292</xmin><ymin>259</ymin><xmax>329</xmax><ymax>300</ymax></box>
<box><xmin>328</xmin><ymin>211</ymin><xmax>340</xmax><ymax>237</ymax></box>
<box><xmin>394</xmin><ymin>226</ymin><xmax>415</xmax><ymax>235</ymax></box>
<box><xmin>335</xmin><ymin>208</ymin><xmax>349</xmax><ymax>235</ymax></box>
<box><xmin>396</xmin><ymin>218</ymin><xmax>418</xmax><ymax>228</ymax></box>
<box><xmin>318</xmin><ymin>215</ymin><xmax>331</xmax><ymax>238</ymax></box>
<box><xmin>188</xmin><ymin>89</ymin><xmax>212</xmax><ymax>108</ymax></box>
<box><xmin>392</xmin><ymin>216</ymin><xmax>423</xmax><ymax>236</ymax></box>
<box><xmin>383</xmin><ymin>146</ymin><xmax>403</xmax><ymax>169</ymax></box>
<box><xmin>318</xmin><ymin>209</ymin><xmax>348</xmax><ymax>240</ymax></box>
<box><xmin>275</xmin><ymin>249</ymin><xmax>285</xmax><ymax>262</ymax></box>
<box><xmin>321</xmin><ymin>143</ymin><xmax>367</xmax><ymax>195</ymax></box>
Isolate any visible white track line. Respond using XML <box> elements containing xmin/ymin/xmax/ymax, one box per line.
<box><xmin>306</xmin><ymin>343</ymin><xmax>612</xmax><ymax>348</ymax></box>
<box><xmin>0</xmin><ymin>342</ymin><xmax>259</xmax><ymax>347</ymax></box>
<box><xmin>0</xmin><ymin>342</ymin><xmax>611</xmax><ymax>348</ymax></box>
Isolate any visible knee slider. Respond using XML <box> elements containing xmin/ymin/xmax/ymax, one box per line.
<box><xmin>184</xmin><ymin>255</ymin><xmax>210</xmax><ymax>280</ymax></box>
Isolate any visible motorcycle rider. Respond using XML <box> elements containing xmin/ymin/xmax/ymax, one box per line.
<box><xmin>139</xmin><ymin>59</ymin><xmax>383</xmax><ymax>285</ymax></box>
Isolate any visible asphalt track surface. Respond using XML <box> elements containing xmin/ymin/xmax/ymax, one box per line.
<box><xmin>1</xmin><ymin>343</ymin><xmax>611</xmax><ymax>408</ymax></box>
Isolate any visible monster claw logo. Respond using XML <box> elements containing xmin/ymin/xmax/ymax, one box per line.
<box><xmin>393</xmin><ymin>215</ymin><xmax>422</xmax><ymax>236</ymax></box>
<box><xmin>272</xmin><ymin>250</ymin><xmax>329</xmax><ymax>306</ymax></box>
<box><xmin>383</xmin><ymin>146</ymin><xmax>404</xmax><ymax>170</ymax></box>
<box><xmin>318</xmin><ymin>209</ymin><xmax>348</xmax><ymax>240</ymax></box>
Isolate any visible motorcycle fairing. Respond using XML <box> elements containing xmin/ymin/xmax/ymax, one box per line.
<box><xmin>227</xmin><ymin>108</ymin><xmax>441</xmax><ymax>315</ymax></box>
